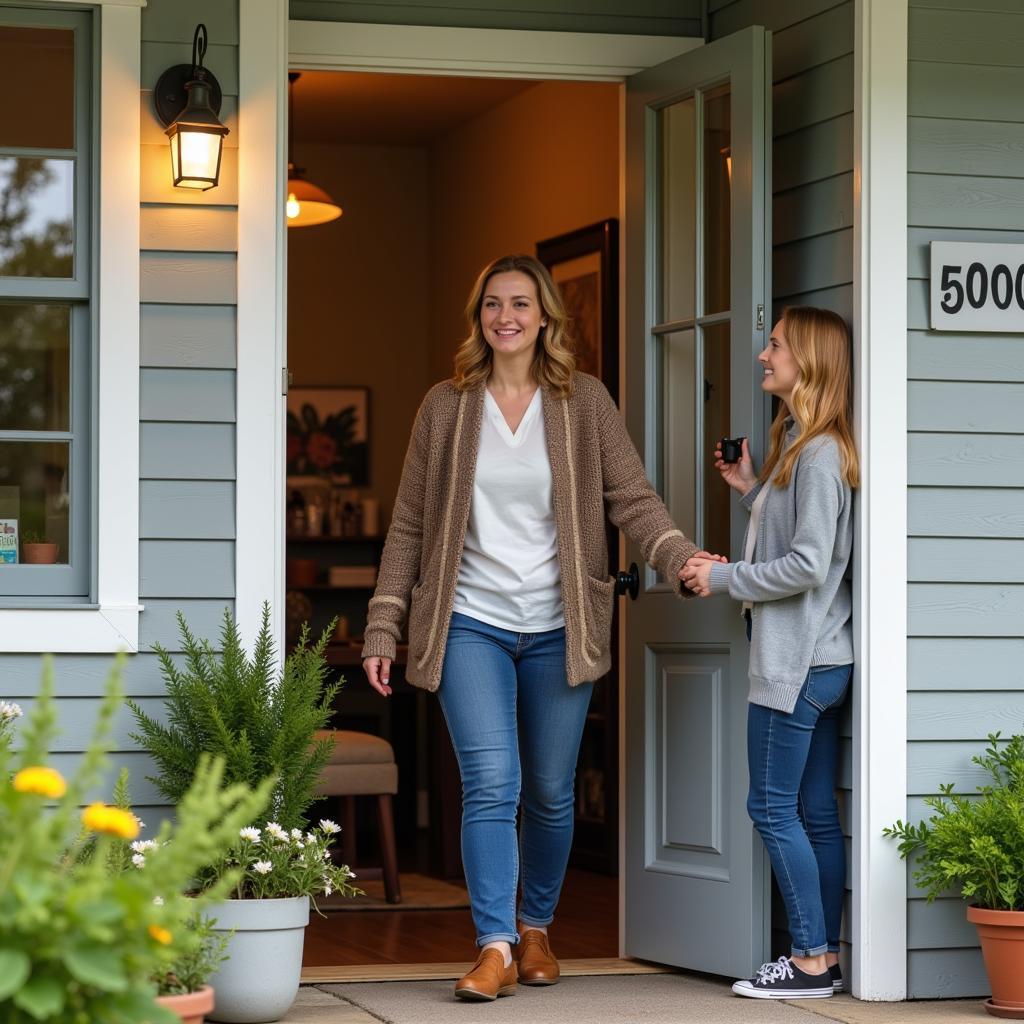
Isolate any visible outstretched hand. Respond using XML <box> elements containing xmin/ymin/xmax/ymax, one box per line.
<box><xmin>679</xmin><ymin>551</ymin><xmax>727</xmax><ymax>598</ymax></box>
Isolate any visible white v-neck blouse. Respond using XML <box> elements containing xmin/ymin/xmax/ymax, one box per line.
<box><xmin>451</xmin><ymin>388</ymin><xmax>565</xmax><ymax>633</ymax></box>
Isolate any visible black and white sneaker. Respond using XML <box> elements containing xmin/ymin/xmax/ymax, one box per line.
<box><xmin>829</xmin><ymin>964</ymin><xmax>843</xmax><ymax>993</ymax></box>
<box><xmin>731</xmin><ymin>957</ymin><xmax>834</xmax><ymax>999</ymax></box>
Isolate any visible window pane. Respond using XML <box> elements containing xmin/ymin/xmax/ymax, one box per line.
<box><xmin>0</xmin><ymin>26</ymin><xmax>74</xmax><ymax>149</ymax></box>
<box><xmin>702</xmin><ymin>322</ymin><xmax>731</xmax><ymax>558</ymax></box>
<box><xmin>0</xmin><ymin>442</ymin><xmax>70</xmax><ymax>565</ymax></box>
<box><xmin>0</xmin><ymin>157</ymin><xmax>74</xmax><ymax>278</ymax></box>
<box><xmin>0</xmin><ymin>305</ymin><xmax>70</xmax><ymax>431</ymax></box>
<box><xmin>703</xmin><ymin>84</ymin><xmax>731</xmax><ymax>315</ymax></box>
<box><xmin>659</xmin><ymin>329</ymin><xmax>697</xmax><ymax>540</ymax></box>
<box><xmin>660</xmin><ymin>97</ymin><xmax>696</xmax><ymax>324</ymax></box>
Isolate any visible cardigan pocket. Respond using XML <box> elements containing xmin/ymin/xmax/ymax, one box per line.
<box><xmin>583</xmin><ymin>574</ymin><xmax>615</xmax><ymax>661</ymax></box>
<box><xmin>407</xmin><ymin>580</ymin><xmax>435</xmax><ymax>668</ymax></box>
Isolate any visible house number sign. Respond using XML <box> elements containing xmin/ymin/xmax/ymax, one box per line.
<box><xmin>931</xmin><ymin>241</ymin><xmax>1024</xmax><ymax>331</ymax></box>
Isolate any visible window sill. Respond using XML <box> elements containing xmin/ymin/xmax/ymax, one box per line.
<box><xmin>0</xmin><ymin>605</ymin><xmax>142</xmax><ymax>652</ymax></box>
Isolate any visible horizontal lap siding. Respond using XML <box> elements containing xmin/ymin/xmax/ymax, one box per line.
<box><xmin>906</xmin><ymin>0</ymin><xmax>1024</xmax><ymax>997</ymax></box>
<box><xmin>709</xmin><ymin>0</ymin><xmax>855</xmax><ymax>965</ymax></box>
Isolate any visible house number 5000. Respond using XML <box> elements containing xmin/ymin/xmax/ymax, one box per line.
<box><xmin>930</xmin><ymin>241</ymin><xmax>1024</xmax><ymax>332</ymax></box>
<box><xmin>939</xmin><ymin>263</ymin><xmax>1024</xmax><ymax>314</ymax></box>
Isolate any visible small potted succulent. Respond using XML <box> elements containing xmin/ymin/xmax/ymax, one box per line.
<box><xmin>885</xmin><ymin>732</ymin><xmax>1024</xmax><ymax>1018</ymax></box>
<box><xmin>20</xmin><ymin>530</ymin><xmax>59</xmax><ymax>564</ymax></box>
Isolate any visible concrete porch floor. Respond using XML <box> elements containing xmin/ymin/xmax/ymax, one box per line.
<box><xmin>281</xmin><ymin>976</ymin><xmax>989</xmax><ymax>1024</ymax></box>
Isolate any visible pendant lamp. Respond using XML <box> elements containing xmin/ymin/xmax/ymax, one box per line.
<box><xmin>287</xmin><ymin>72</ymin><xmax>342</xmax><ymax>227</ymax></box>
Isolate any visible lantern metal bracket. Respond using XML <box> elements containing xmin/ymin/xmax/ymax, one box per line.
<box><xmin>154</xmin><ymin>24</ymin><xmax>224</xmax><ymax>128</ymax></box>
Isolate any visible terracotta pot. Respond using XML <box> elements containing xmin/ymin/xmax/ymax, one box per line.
<box><xmin>967</xmin><ymin>905</ymin><xmax>1024</xmax><ymax>1016</ymax></box>
<box><xmin>22</xmin><ymin>543</ymin><xmax>58</xmax><ymax>564</ymax></box>
<box><xmin>156</xmin><ymin>985</ymin><xmax>215</xmax><ymax>1024</ymax></box>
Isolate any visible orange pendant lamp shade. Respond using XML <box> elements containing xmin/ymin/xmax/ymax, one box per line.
<box><xmin>287</xmin><ymin>72</ymin><xmax>342</xmax><ymax>228</ymax></box>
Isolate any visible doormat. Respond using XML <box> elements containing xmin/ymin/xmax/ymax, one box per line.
<box><xmin>317</xmin><ymin>872</ymin><xmax>470</xmax><ymax>912</ymax></box>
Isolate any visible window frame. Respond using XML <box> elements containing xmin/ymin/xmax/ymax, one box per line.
<box><xmin>0</xmin><ymin>0</ymin><xmax>142</xmax><ymax>651</ymax></box>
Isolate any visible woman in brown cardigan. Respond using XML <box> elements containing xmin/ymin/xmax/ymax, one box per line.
<box><xmin>363</xmin><ymin>254</ymin><xmax>719</xmax><ymax>1002</ymax></box>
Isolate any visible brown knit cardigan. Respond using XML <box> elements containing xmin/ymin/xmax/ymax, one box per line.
<box><xmin>362</xmin><ymin>373</ymin><xmax>698</xmax><ymax>691</ymax></box>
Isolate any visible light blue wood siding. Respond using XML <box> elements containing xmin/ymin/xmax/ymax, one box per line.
<box><xmin>289</xmin><ymin>0</ymin><xmax>702</xmax><ymax>35</ymax></box>
<box><xmin>905</xmin><ymin>0</ymin><xmax>1024</xmax><ymax>998</ymax></box>
<box><xmin>709</xmin><ymin>0</ymin><xmax>855</xmax><ymax>962</ymax></box>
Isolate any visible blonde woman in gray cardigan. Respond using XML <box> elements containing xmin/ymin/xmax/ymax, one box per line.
<box><xmin>363</xmin><ymin>254</ymin><xmax>722</xmax><ymax>1002</ymax></box>
<box><xmin>682</xmin><ymin>306</ymin><xmax>859</xmax><ymax>1001</ymax></box>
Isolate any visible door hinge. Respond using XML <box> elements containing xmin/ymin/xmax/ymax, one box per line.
<box><xmin>756</xmin><ymin>304</ymin><xmax>765</xmax><ymax>331</ymax></box>
<box><xmin>281</xmin><ymin>368</ymin><xmax>292</xmax><ymax>396</ymax></box>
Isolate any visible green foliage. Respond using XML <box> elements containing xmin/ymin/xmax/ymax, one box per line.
<box><xmin>20</xmin><ymin>530</ymin><xmax>53</xmax><ymax>546</ymax></box>
<box><xmin>151</xmin><ymin>915</ymin><xmax>229</xmax><ymax>998</ymax></box>
<box><xmin>128</xmin><ymin>603</ymin><xmax>341</xmax><ymax>831</ymax></box>
<box><xmin>0</xmin><ymin>657</ymin><xmax>272</xmax><ymax>1023</ymax></box>
<box><xmin>884</xmin><ymin>732</ymin><xmax>1024</xmax><ymax>910</ymax></box>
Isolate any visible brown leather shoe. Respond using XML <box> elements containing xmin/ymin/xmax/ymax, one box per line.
<box><xmin>454</xmin><ymin>948</ymin><xmax>517</xmax><ymax>1001</ymax></box>
<box><xmin>516</xmin><ymin>929</ymin><xmax>560</xmax><ymax>985</ymax></box>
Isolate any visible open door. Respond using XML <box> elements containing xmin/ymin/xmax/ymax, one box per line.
<box><xmin>622</xmin><ymin>26</ymin><xmax>772</xmax><ymax>978</ymax></box>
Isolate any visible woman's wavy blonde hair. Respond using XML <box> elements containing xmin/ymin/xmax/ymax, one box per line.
<box><xmin>453</xmin><ymin>254</ymin><xmax>575</xmax><ymax>398</ymax></box>
<box><xmin>760</xmin><ymin>305</ymin><xmax>860</xmax><ymax>489</ymax></box>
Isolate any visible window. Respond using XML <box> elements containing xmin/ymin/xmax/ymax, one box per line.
<box><xmin>0</xmin><ymin>7</ymin><xmax>91</xmax><ymax>601</ymax></box>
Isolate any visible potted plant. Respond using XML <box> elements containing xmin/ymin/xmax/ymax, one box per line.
<box><xmin>153</xmin><ymin>915</ymin><xmax>229</xmax><ymax>1024</ymax></box>
<box><xmin>129</xmin><ymin>604</ymin><xmax>360</xmax><ymax>1023</ymax></box>
<box><xmin>885</xmin><ymin>732</ymin><xmax>1024</xmax><ymax>1018</ymax></box>
<box><xmin>20</xmin><ymin>530</ymin><xmax>59</xmax><ymax>564</ymax></box>
<box><xmin>0</xmin><ymin>659</ymin><xmax>270</xmax><ymax>1024</ymax></box>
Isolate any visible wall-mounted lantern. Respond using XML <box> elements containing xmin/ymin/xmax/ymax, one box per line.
<box><xmin>154</xmin><ymin>24</ymin><xmax>230</xmax><ymax>191</ymax></box>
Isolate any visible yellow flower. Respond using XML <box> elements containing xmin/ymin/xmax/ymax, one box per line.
<box><xmin>12</xmin><ymin>766</ymin><xmax>67</xmax><ymax>798</ymax></box>
<box><xmin>148</xmin><ymin>924</ymin><xmax>172</xmax><ymax>946</ymax></box>
<box><xmin>81</xmin><ymin>803</ymin><xmax>140</xmax><ymax>840</ymax></box>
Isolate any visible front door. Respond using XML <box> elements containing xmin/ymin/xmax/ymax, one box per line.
<box><xmin>622</xmin><ymin>26</ymin><xmax>772</xmax><ymax>978</ymax></box>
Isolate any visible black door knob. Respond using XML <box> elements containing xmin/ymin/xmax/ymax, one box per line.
<box><xmin>614</xmin><ymin>562</ymin><xmax>640</xmax><ymax>601</ymax></box>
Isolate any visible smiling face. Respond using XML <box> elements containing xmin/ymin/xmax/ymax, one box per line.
<box><xmin>479</xmin><ymin>271</ymin><xmax>548</xmax><ymax>361</ymax></box>
<box><xmin>758</xmin><ymin>318</ymin><xmax>800</xmax><ymax>405</ymax></box>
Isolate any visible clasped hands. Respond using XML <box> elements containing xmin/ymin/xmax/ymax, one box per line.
<box><xmin>678</xmin><ymin>550</ymin><xmax>728</xmax><ymax>598</ymax></box>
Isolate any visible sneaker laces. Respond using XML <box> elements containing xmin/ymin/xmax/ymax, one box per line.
<box><xmin>755</xmin><ymin>957</ymin><xmax>794</xmax><ymax>985</ymax></box>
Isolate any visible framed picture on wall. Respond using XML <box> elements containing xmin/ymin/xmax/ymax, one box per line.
<box><xmin>286</xmin><ymin>386</ymin><xmax>370</xmax><ymax>486</ymax></box>
<box><xmin>537</xmin><ymin>218</ymin><xmax>619</xmax><ymax>401</ymax></box>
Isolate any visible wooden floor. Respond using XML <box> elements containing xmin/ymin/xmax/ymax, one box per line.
<box><xmin>304</xmin><ymin>868</ymin><xmax>618</xmax><ymax>967</ymax></box>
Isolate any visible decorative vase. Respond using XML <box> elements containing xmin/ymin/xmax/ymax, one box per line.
<box><xmin>156</xmin><ymin>985</ymin><xmax>215</xmax><ymax>1024</ymax></box>
<box><xmin>22</xmin><ymin>542</ymin><xmax>58</xmax><ymax>564</ymax></box>
<box><xmin>205</xmin><ymin>896</ymin><xmax>310</xmax><ymax>1023</ymax></box>
<box><xmin>967</xmin><ymin>905</ymin><xmax>1024</xmax><ymax>1019</ymax></box>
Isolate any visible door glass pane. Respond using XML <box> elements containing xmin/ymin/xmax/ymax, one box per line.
<box><xmin>0</xmin><ymin>442</ymin><xmax>70</xmax><ymax>565</ymax></box>
<box><xmin>660</xmin><ymin>97</ymin><xmax>696</xmax><ymax>324</ymax></box>
<box><xmin>0</xmin><ymin>158</ymin><xmax>74</xmax><ymax>278</ymax></box>
<box><xmin>702</xmin><ymin>322</ymin><xmax>731</xmax><ymax>557</ymax></box>
<box><xmin>0</xmin><ymin>305</ymin><xmax>70</xmax><ymax>431</ymax></box>
<box><xmin>703</xmin><ymin>84</ymin><xmax>731</xmax><ymax>315</ymax></box>
<box><xmin>660</xmin><ymin>329</ymin><xmax>697</xmax><ymax>540</ymax></box>
<box><xmin>0</xmin><ymin>26</ymin><xmax>75</xmax><ymax>150</ymax></box>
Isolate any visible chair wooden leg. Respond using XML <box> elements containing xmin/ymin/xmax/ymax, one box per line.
<box><xmin>341</xmin><ymin>795</ymin><xmax>357</xmax><ymax>868</ymax></box>
<box><xmin>377</xmin><ymin>793</ymin><xmax>401</xmax><ymax>904</ymax></box>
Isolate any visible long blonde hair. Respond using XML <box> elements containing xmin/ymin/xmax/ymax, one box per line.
<box><xmin>453</xmin><ymin>254</ymin><xmax>575</xmax><ymax>398</ymax></box>
<box><xmin>760</xmin><ymin>306</ymin><xmax>859</xmax><ymax>489</ymax></box>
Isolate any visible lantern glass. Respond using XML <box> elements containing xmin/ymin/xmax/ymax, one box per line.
<box><xmin>168</xmin><ymin>124</ymin><xmax>223</xmax><ymax>190</ymax></box>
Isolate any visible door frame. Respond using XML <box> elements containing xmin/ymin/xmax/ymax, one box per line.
<box><xmin>233</xmin><ymin>7</ymin><xmax>910</xmax><ymax>999</ymax></box>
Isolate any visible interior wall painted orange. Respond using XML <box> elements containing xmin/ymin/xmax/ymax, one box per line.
<box><xmin>428</xmin><ymin>80</ymin><xmax>620</xmax><ymax>385</ymax></box>
<box><xmin>287</xmin><ymin>143</ymin><xmax>431</xmax><ymax>524</ymax></box>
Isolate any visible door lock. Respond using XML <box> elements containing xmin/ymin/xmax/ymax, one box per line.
<box><xmin>756</xmin><ymin>304</ymin><xmax>765</xmax><ymax>331</ymax></box>
<box><xmin>615</xmin><ymin>562</ymin><xmax>640</xmax><ymax>601</ymax></box>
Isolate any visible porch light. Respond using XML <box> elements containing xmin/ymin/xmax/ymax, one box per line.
<box><xmin>286</xmin><ymin>72</ymin><xmax>342</xmax><ymax>227</ymax></box>
<box><xmin>154</xmin><ymin>24</ymin><xmax>230</xmax><ymax>191</ymax></box>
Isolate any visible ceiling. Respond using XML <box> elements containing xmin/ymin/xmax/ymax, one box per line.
<box><xmin>290</xmin><ymin>71</ymin><xmax>536</xmax><ymax>147</ymax></box>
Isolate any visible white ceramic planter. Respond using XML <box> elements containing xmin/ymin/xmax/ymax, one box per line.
<box><xmin>206</xmin><ymin>896</ymin><xmax>310</xmax><ymax>1023</ymax></box>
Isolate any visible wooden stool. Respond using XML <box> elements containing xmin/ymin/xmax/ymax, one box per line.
<box><xmin>313</xmin><ymin>729</ymin><xmax>401</xmax><ymax>904</ymax></box>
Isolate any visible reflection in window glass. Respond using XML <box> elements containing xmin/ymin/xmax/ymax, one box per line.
<box><xmin>703</xmin><ymin>84</ymin><xmax>731</xmax><ymax>315</ymax></box>
<box><xmin>703</xmin><ymin>322</ymin><xmax>731</xmax><ymax>557</ymax></box>
<box><xmin>0</xmin><ymin>26</ymin><xmax>75</xmax><ymax>150</ymax></box>
<box><xmin>0</xmin><ymin>442</ymin><xmax>70</xmax><ymax>565</ymax></box>
<box><xmin>660</xmin><ymin>98</ymin><xmax>696</xmax><ymax>324</ymax></box>
<box><xmin>0</xmin><ymin>305</ymin><xmax>70</xmax><ymax>431</ymax></box>
<box><xmin>660</xmin><ymin>330</ymin><xmax>697</xmax><ymax>541</ymax></box>
<box><xmin>0</xmin><ymin>158</ymin><xmax>74</xmax><ymax>278</ymax></box>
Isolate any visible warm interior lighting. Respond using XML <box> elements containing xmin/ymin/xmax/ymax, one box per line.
<box><xmin>286</xmin><ymin>72</ymin><xmax>342</xmax><ymax>228</ymax></box>
<box><xmin>168</xmin><ymin>122</ymin><xmax>225</xmax><ymax>190</ymax></box>
<box><xmin>721</xmin><ymin>145</ymin><xmax>732</xmax><ymax>185</ymax></box>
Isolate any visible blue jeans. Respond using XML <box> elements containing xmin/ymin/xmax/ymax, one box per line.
<box><xmin>746</xmin><ymin>664</ymin><xmax>852</xmax><ymax>958</ymax></box>
<box><xmin>437</xmin><ymin>612</ymin><xmax>592</xmax><ymax>947</ymax></box>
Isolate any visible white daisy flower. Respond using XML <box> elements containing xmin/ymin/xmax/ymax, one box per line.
<box><xmin>132</xmin><ymin>853</ymin><xmax>146</xmax><ymax>868</ymax></box>
<box><xmin>253</xmin><ymin>860</ymin><xmax>273</xmax><ymax>875</ymax></box>
<box><xmin>266</xmin><ymin>822</ymin><xmax>288</xmax><ymax>842</ymax></box>
<box><xmin>324</xmin><ymin>881</ymin><xmax>333</xmax><ymax>897</ymax></box>
<box><xmin>135</xmin><ymin>817</ymin><xmax>146</xmax><ymax>829</ymax></box>
<box><xmin>0</xmin><ymin>701</ymin><xmax>23</xmax><ymax>720</ymax></box>
<box><xmin>152</xmin><ymin>896</ymin><xmax>164</xmax><ymax>906</ymax></box>
<box><xmin>290</xmin><ymin>828</ymin><xmax>304</xmax><ymax>841</ymax></box>
<box><xmin>305</xmin><ymin>832</ymin><xmax>317</xmax><ymax>846</ymax></box>
<box><xmin>131</xmin><ymin>840</ymin><xmax>158</xmax><ymax>854</ymax></box>
<box><xmin>319</xmin><ymin>819</ymin><xmax>340</xmax><ymax>835</ymax></box>
<box><xmin>239</xmin><ymin>827</ymin><xmax>261</xmax><ymax>843</ymax></box>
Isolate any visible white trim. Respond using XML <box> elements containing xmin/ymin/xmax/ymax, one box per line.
<box><xmin>852</xmin><ymin>0</ymin><xmax>909</xmax><ymax>1001</ymax></box>
<box><xmin>236</xmin><ymin>0</ymin><xmax>288</xmax><ymax>654</ymax></box>
<box><xmin>0</xmin><ymin>2</ymin><xmax>142</xmax><ymax>653</ymax></box>
<box><xmin>289</xmin><ymin>20</ymin><xmax>702</xmax><ymax>80</ymax></box>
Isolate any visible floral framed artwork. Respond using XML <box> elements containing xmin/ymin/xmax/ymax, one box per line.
<box><xmin>537</xmin><ymin>218</ymin><xmax>619</xmax><ymax>402</ymax></box>
<box><xmin>286</xmin><ymin>386</ymin><xmax>370</xmax><ymax>486</ymax></box>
